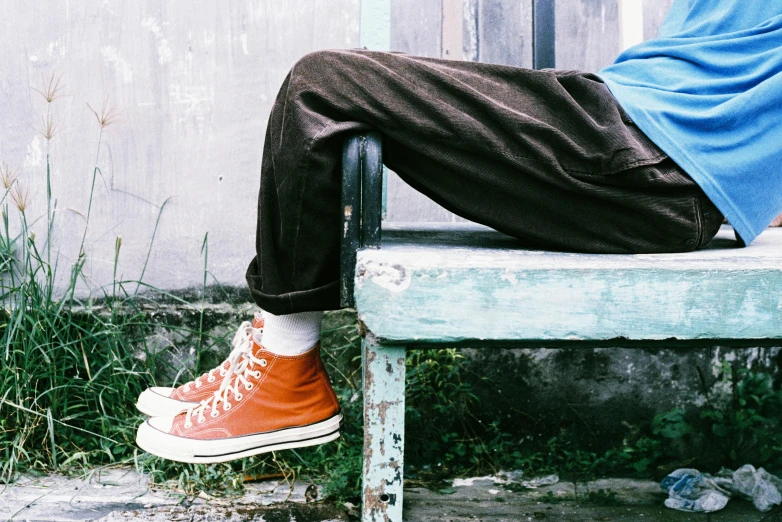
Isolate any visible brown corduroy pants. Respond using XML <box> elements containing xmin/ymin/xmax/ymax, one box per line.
<box><xmin>245</xmin><ymin>49</ymin><xmax>724</xmax><ymax>315</ymax></box>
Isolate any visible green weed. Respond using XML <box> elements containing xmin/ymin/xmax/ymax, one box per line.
<box><xmin>585</xmin><ymin>488</ymin><xmax>620</xmax><ymax>506</ymax></box>
<box><xmin>3</xmin><ymin>72</ymin><xmax>782</xmax><ymax>508</ymax></box>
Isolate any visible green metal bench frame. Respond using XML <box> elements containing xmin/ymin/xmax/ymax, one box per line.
<box><xmin>341</xmin><ymin>131</ymin><xmax>782</xmax><ymax>522</ymax></box>
<box><xmin>344</xmin><ymin>2</ymin><xmax>558</xmax><ymax>519</ymax></box>
<box><xmin>345</xmin><ymin>3</ymin><xmax>782</xmax><ymax>522</ymax></box>
<box><xmin>341</xmin><ymin>133</ymin><xmax>405</xmax><ymax>522</ymax></box>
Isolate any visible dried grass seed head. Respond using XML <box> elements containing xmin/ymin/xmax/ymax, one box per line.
<box><xmin>11</xmin><ymin>184</ymin><xmax>30</xmax><ymax>212</ymax></box>
<box><xmin>0</xmin><ymin>163</ymin><xmax>19</xmax><ymax>189</ymax></box>
<box><xmin>35</xmin><ymin>113</ymin><xmax>61</xmax><ymax>141</ymax></box>
<box><xmin>30</xmin><ymin>71</ymin><xmax>66</xmax><ymax>103</ymax></box>
<box><xmin>87</xmin><ymin>97</ymin><xmax>120</xmax><ymax>129</ymax></box>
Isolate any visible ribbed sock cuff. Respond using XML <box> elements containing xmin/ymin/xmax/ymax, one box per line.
<box><xmin>261</xmin><ymin>310</ymin><xmax>323</xmax><ymax>355</ymax></box>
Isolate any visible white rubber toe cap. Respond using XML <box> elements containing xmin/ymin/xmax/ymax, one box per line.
<box><xmin>136</xmin><ymin>418</ymin><xmax>195</xmax><ymax>462</ymax></box>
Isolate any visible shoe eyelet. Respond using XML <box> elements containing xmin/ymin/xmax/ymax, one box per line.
<box><xmin>254</xmin><ymin>370</ymin><xmax>262</xmax><ymax>379</ymax></box>
<box><xmin>235</xmin><ymin>393</ymin><xmax>243</xmax><ymax>401</ymax></box>
<box><xmin>219</xmin><ymin>369</ymin><xmax>227</xmax><ymax>376</ymax></box>
<box><xmin>259</xmin><ymin>359</ymin><xmax>267</xmax><ymax>367</ymax></box>
<box><xmin>207</xmin><ymin>376</ymin><xmax>215</xmax><ymax>383</ymax></box>
<box><xmin>245</xmin><ymin>383</ymin><xmax>254</xmax><ymax>391</ymax></box>
<box><xmin>224</xmin><ymin>403</ymin><xmax>231</xmax><ymax>411</ymax></box>
<box><xmin>185</xmin><ymin>422</ymin><xmax>192</xmax><ymax>429</ymax></box>
<box><xmin>210</xmin><ymin>410</ymin><xmax>219</xmax><ymax>418</ymax></box>
<box><xmin>195</xmin><ymin>382</ymin><xmax>202</xmax><ymax>389</ymax></box>
<box><xmin>198</xmin><ymin>416</ymin><xmax>205</xmax><ymax>424</ymax></box>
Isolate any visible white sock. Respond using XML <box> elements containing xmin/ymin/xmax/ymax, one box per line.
<box><xmin>260</xmin><ymin>310</ymin><xmax>323</xmax><ymax>355</ymax></box>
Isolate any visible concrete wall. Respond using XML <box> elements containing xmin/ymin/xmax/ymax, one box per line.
<box><xmin>0</xmin><ymin>0</ymin><xmax>675</xmax><ymax>295</ymax></box>
<box><xmin>384</xmin><ymin>0</ymin><xmax>675</xmax><ymax>222</ymax></box>
<box><xmin>0</xmin><ymin>0</ymin><xmax>359</xmax><ymax>294</ymax></box>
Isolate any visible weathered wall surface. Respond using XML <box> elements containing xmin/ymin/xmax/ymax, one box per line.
<box><xmin>0</xmin><ymin>0</ymin><xmax>359</xmax><ymax>294</ymax></box>
<box><xmin>383</xmin><ymin>0</ymin><xmax>674</xmax><ymax>222</ymax></box>
<box><xmin>1</xmin><ymin>0</ymin><xmax>676</xmax><ymax>294</ymax></box>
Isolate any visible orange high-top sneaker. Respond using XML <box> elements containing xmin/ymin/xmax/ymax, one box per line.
<box><xmin>135</xmin><ymin>340</ymin><xmax>341</xmax><ymax>463</ymax></box>
<box><xmin>135</xmin><ymin>313</ymin><xmax>264</xmax><ymax>417</ymax></box>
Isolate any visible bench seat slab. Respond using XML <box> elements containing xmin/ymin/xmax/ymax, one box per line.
<box><xmin>355</xmin><ymin>225</ymin><xmax>782</xmax><ymax>344</ymax></box>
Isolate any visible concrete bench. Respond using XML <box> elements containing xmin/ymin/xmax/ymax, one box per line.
<box><xmin>340</xmin><ymin>133</ymin><xmax>782</xmax><ymax>521</ymax></box>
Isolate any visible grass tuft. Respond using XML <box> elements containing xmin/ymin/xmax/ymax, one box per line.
<box><xmin>5</xmin><ymin>72</ymin><xmax>782</xmax><ymax>509</ymax></box>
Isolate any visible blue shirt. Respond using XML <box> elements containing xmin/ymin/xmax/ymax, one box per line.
<box><xmin>598</xmin><ymin>0</ymin><xmax>782</xmax><ymax>245</ymax></box>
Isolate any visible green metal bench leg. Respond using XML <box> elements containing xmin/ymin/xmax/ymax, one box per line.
<box><xmin>362</xmin><ymin>337</ymin><xmax>406</xmax><ymax>522</ymax></box>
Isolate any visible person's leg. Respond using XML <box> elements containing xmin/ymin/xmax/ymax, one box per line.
<box><xmin>137</xmin><ymin>49</ymin><xmax>724</xmax><ymax>462</ymax></box>
<box><xmin>245</xmin><ymin>49</ymin><xmax>723</xmax><ymax>316</ymax></box>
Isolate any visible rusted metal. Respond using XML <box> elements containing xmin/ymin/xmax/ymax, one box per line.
<box><xmin>362</xmin><ymin>337</ymin><xmax>406</xmax><ymax>521</ymax></box>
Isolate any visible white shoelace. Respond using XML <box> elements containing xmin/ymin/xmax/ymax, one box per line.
<box><xmin>181</xmin><ymin>321</ymin><xmax>261</xmax><ymax>393</ymax></box>
<box><xmin>184</xmin><ymin>327</ymin><xmax>269</xmax><ymax>428</ymax></box>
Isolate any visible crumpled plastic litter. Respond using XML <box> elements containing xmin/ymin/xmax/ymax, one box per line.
<box><xmin>519</xmin><ymin>474</ymin><xmax>559</xmax><ymax>489</ymax></box>
<box><xmin>660</xmin><ymin>469</ymin><xmax>732</xmax><ymax>512</ymax></box>
<box><xmin>661</xmin><ymin>465</ymin><xmax>782</xmax><ymax>512</ymax></box>
<box><xmin>452</xmin><ymin>471</ymin><xmax>559</xmax><ymax>489</ymax></box>
<box><xmin>733</xmin><ymin>465</ymin><xmax>782</xmax><ymax>511</ymax></box>
<box><xmin>497</xmin><ymin>470</ymin><xmax>559</xmax><ymax>488</ymax></box>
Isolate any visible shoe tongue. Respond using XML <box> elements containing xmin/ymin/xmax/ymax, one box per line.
<box><xmin>252</xmin><ymin>313</ymin><xmax>264</xmax><ymax>330</ymax></box>
<box><xmin>250</xmin><ymin>338</ymin><xmax>267</xmax><ymax>357</ymax></box>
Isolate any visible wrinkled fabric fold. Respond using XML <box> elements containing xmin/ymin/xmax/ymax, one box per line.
<box><xmin>247</xmin><ymin>49</ymin><xmax>723</xmax><ymax>314</ymax></box>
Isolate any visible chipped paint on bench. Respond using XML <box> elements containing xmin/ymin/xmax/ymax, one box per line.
<box><xmin>355</xmin><ymin>225</ymin><xmax>782</xmax><ymax>344</ymax></box>
<box><xmin>362</xmin><ymin>337</ymin><xmax>406</xmax><ymax>522</ymax></box>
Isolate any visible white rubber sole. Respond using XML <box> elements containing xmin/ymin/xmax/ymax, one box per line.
<box><xmin>136</xmin><ymin>413</ymin><xmax>342</xmax><ymax>464</ymax></box>
<box><xmin>135</xmin><ymin>387</ymin><xmax>200</xmax><ymax>417</ymax></box>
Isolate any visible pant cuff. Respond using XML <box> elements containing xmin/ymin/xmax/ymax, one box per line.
<box><xmin>246</xmin><ymin>275</ymin><xmax>341</xmax><ymax>315</ymax></box>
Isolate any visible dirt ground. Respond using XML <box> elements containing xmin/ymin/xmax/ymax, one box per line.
<box><xmin>3</xmin><ymin>470</ymin><xmax>780</xmax><ymax>521</ymax></box>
